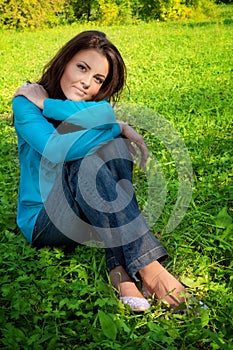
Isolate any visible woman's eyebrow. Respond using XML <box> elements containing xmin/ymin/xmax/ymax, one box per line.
<box><xmin>79</xmin><ymin>60</ymin><xmax>90</xmax><ymax>68</ymax></box>
<box><xmin>96</xmin><ymin>73</ymin><xmax>107</xmax><ymax>79</ymax></box>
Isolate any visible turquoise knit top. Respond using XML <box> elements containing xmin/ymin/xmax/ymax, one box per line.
<box><xmin>12</xmin><ymin>96</ymin><xmax>121</xmax><ymax>243</ymax></box>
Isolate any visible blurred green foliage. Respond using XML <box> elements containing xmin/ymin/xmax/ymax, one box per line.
<box><xmin>0</xmin><ymin>18</ymin><xmax>232</xmax><ymax>348</ymax></box>
<box><xmin>0</xmin><ymin>0</ymin><xmax>223</xmax><ymax>29</ymax></box>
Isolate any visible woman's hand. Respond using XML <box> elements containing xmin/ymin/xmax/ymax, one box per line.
<box><xmin>13</xmin><ymin>83</ymin><xmax>48</xmax><ymax>110</ymax></box>
<box><xmin>117</xmin><ymin>121</ymin><xmax>149</xmax><ymax>168</ymax></box>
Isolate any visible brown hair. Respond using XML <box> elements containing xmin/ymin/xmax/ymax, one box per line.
<box><xmin>38</xmin><ymin>30</ymin><xmax>126</xmax><ymax>103</ymax></box>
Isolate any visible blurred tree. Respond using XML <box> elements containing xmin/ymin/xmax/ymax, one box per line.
<box><xmin>70</xmin><ymin>0</ymin><xmax>93</xmax><ymax>20</ymax></box>
<box><xmin>0</xmin><ymin>0</ymin><xmax>65</xmax><ymax>29</ymax></box>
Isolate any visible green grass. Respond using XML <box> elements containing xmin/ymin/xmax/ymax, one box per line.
<box><xmin>0</xmin><ymin>13</ymin><xmax>233</xmax><ymax>350</ymax></box>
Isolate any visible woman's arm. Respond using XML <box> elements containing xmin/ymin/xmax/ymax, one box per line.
<box><xmin>13</xmin><ymin>96</ymin><xmax>121</xmax><ymax>163</ymax></box>
<box><xmin>14</xmin><ymin>83</ymin><xmax>116</xmax><ymax>130</ymax></box>
<box><xmin>13</xmin><ymin>84</ymin><xmax>148</xmax><ymax>167</ymax></box>
<box><xmin>117</xmin><ymin>121</ymin><xmax>149</xmax><ymax>168</ymax></box>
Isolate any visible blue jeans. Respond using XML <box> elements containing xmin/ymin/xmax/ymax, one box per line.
<box><xmin>32</xmin><ymin>137</ymin><xmax>167</xmax><ymax>280</ymax></box>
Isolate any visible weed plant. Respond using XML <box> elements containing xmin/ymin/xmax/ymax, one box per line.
<box><xmin>0</xmin><ymin>15</ymin><xmax>232</xmax><ymax>350</ymax></box>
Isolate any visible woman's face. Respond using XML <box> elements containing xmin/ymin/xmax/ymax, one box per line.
<box><xmin>60</xmin><ymin>49</ymin><xmax>109</xmax><ymax>102</ymax></box>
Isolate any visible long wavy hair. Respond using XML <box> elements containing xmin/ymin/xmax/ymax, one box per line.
<box><xmin>38</xmin><ymin>30</ymin><xmax>126</xmax><ymax>104</ymax></box>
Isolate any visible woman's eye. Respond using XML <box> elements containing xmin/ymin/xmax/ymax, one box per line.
<box><xmin>95</xmin><ymin>77</ymin><xmax>104</xmax><ymax>84</ymax></box>
<box><xmin>77</xmin><ymin>64</ymin><xmax>86</xmax><ymax>71</ymax></box>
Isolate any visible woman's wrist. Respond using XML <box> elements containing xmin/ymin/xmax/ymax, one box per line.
<box><xmin>117</xmin><ymin>120</ymin><xmax>127</xmax><ymax>133</ymax></box>
<box><xmin>38</xmin><ymin>97</ymin><xmax>47</xmax><ymax>110</ymax></box>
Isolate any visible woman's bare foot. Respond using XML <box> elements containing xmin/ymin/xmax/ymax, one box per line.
<box><xmin>110</xmin><ymin>265</ymin><xmax>144</xmax><ymax>298</ymax></box>
<box><xmin>139</xmin><ymin>261</ymin><xmax>189</xmax><ymax>308</ymax></box>
<box><xmin>109</xmin><ymin>265</ymin><xmax>150</xmax><ymax>311</ymax></box>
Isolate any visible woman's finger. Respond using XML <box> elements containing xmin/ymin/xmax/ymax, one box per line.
<box><xmin>137</xmin><ymin>141</ymin><xmax>149</xmax><ymax>168</ymax></box>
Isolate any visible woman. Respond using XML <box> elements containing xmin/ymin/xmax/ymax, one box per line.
<box><xmin>12</xmin><ymin>30</ymin><xmax>188</xmax><ymax>311</ymax></box>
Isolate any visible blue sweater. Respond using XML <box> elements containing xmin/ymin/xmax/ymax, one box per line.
<box><xmin>12</xmin><ymin>96</ymin><xmax>121</xmax><ymax>243</ymax></box>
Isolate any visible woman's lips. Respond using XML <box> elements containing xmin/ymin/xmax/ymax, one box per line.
<box><xmin>74</xmin><ymin>86</ymin><xmax>86</xmax><ymax>96</ymax></box>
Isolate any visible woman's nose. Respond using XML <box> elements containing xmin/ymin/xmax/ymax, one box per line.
<box><xmin>81</xmin><ymin>74</ymin><xmax>92</xmax><ymax>89</ymax></box>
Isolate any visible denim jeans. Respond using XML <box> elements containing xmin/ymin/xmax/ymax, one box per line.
<box><xmin>32</xmin><ymin>137</ymin><xmax>167</xmax><ymax>280</ymax></box>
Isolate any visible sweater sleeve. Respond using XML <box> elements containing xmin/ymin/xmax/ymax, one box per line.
<box><xmin>43</xmin><ymin>99</ymin><xmax>116</xmax><ymax>129</ymax></box>
<box><xmin>13</xmin><ymin>96</ymin><xmax>121</xmax><ymax>163</ymax></box>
